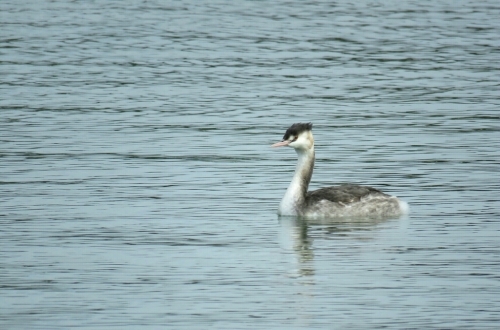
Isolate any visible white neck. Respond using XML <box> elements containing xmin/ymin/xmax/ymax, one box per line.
<box><xmin>279</xmin><ymin>147</ymin><xmax>315</xmax><ymax>216</ymax></box>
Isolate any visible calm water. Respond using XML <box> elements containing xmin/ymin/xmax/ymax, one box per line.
<box><xmin>1</xmin><ymin>0</ymin><xmax>500</xmax><ymax>329</ymax></box>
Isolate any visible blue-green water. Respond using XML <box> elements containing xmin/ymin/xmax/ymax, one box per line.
<box><xmin>1</xmin><ymin>1</ymin><xmax>499</xmax><ymax>329</ymax></box>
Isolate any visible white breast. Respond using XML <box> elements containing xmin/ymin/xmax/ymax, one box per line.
<box><xmin>278</xmin><ymin>196</ymin><xmax>298</xmax><ymax>216</ymax></box>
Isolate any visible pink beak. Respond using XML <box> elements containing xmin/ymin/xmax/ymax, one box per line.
<box><xmin>271</xmin><ymin>140</ymin><xmax>291</xmax><ymax>148</ymax></box>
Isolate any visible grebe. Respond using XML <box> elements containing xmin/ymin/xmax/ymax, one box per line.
<box><xmin>272</xmin><ymin>123</ymin><xmax>408</xmax><ymax>219</ymax></box>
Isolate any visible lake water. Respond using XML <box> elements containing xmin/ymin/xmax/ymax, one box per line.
<box><xmin>1</xmin><ymin>0</ymin><xmax>500</xmax><ymax>329</ymax></box>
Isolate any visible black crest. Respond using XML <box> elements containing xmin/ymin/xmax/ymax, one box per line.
<box><xmin>283</xmin><ymin>122</ymin><xmax>313</xmax><ymax>140</ymax></box>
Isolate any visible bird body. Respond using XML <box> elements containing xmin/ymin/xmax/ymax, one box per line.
<box><xmin>272</xmin><ymin>123</ymin><xmax>408</xmax><ymax>219</ymax></box>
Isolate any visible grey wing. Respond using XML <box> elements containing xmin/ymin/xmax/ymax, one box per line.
<box><xmin>306</xmin><ymin>184</ymin><xmax>389</xmax><ymax>205</ymax></box>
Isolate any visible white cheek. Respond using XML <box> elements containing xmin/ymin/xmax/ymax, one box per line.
<box><xmin>289</xmin><ymin>140</ymin><xmax>304</xmax><ymax>149</ymax></box>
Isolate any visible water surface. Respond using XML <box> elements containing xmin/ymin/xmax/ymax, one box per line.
<box><xmin>1</xmin><ymin>1</ymin><xmax>500</xmax><ymax>329</ymax></box>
